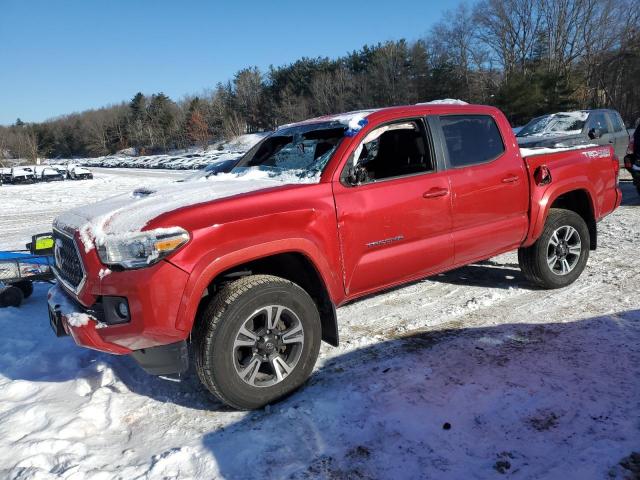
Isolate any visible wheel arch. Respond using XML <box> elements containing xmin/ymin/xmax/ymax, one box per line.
<box><xmin>547</xmin><ymin>189</ymin><xmax>597</xmax><ymax>250</ymax></box>
<box><xmin>177</xmin><ymin>243</ymin><xmax>341</xmax><ymax>347</ymax></box>
<box><xmin>527</xmin><ymin>186</ymin><xmax>597</xmax><ymax>250</ymax></box>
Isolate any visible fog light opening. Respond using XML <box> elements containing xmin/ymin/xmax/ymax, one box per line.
<box><xmin>116</xmin><ymin>301</ymin><xmax>129</xmax><ymax>319</ymax></box>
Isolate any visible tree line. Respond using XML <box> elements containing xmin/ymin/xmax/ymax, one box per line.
<box><xmin>1</xmin><ymin>0</ymin><xmax>638</xmax><ymax>163</ymax></box>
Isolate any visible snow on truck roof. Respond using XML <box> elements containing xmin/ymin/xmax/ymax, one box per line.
<box><xmin>278</xmin><ymin>100</ymin><xmax>471</xmax><ymax>135</ymax></box>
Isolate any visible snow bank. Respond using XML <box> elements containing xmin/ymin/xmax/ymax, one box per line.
<box><xmin>226</xmin><ymin>132</ymin><xmax>269</xmax><ymax>150</ymax></box>
<box><xmin>46</xmin><ymin>132</ymin><xmax>269</xmax><ymax>171</ymax></box>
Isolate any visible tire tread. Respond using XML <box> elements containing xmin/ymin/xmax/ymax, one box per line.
<box><xmin>194</xmin><ymin>274</ymin><xmax>308</xmax><ymax>410</ymax></box>
<box><xmin>518</xmin><ymin>208</ymin><xmax>590</xmax><ymax>289</ymax></box>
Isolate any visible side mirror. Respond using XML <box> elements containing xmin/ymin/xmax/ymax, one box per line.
<box><xmin>588</xmin><ymin>128</ymin><xmax>602</xmax><ymax>140</ymax></box>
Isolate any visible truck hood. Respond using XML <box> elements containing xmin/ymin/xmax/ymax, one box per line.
<box><xmin>54</xmin><ymin>171</ymin><xmax>315</xmax><ymax>252</ymax></box>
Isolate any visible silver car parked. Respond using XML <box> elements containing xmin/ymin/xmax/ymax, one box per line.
<box><xmin>517</xmin><ymin>109</ymin><xmax>630</xmax><ymax>160</ymax></box>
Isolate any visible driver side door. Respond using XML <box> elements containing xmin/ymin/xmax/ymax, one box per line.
<box><xmin>333</xmin><ymin>118</ymin><xmax>454</xmax><ymax>297</ymax></box>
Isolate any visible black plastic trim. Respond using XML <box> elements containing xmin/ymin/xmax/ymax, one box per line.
<box><xmin>130</xmin><ymin>340</ymin><xmax>189</xmax><ymax>376</ymax></box>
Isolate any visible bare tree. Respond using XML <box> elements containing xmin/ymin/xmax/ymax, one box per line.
<box><xmin>309</xmin><ymin>66</ymin><xmax>354</xmax><ymax>115</ymax></box>
<box><xmin>429</xmin><ymin>3</ymin><xmax>491</xmax><ymax>101</ymax></box>
<box><xmin>474</xmin><ymin>0</ymin><xmax>542</xmax><ymax>76</ymax></box>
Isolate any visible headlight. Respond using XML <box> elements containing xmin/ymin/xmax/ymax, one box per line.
<box><xmin>97</xmin><ymin>227</ymin><xmax>189</xmax><ymax>269</ymax></box>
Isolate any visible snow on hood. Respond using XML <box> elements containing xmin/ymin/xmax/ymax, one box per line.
<box><xmin>54</xmin><ymin>169</ymin><xmax>318</xmax><ymax>252</ymax></box>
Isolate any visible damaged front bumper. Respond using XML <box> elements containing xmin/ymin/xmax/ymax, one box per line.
<box><xmin>47</xmin><ymin>284</ymin><xmax>130</xmax><ymax>354</ymax></box>
<box><xmin>47</xmin><ymin>284</ymin><xmax>189</xmax><ymax>375</ymax></box>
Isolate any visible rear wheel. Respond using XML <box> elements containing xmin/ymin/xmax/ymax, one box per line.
<box><xmin>518</xmin><ymin>209</ymin><xmax>590</xmax><ymax>289</ymax></box>
<box><xmin>194</xmin><ymin>275</ymin><xmax>321</xmax><ymax>410</ymax></box>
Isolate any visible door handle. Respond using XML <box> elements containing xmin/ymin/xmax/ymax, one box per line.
<box><xmin>501</xmin><ymin>175</ymin><xmax>519</xmax><ymax>184</ymax></box>
<box><xmin>423</xmin><ymin>187</ymin><xmax>449</xmax><ymax>198</ymax></box>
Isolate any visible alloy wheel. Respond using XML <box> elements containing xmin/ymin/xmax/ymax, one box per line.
<box><xmin>547</xmin><ymin>225</ymin><xmax>582</xmax><ymax>275</ymax></box>
<box><xmin>232</xmin><ymin>305</ymin><xmax>305</xmax><ymax>387</ymax></box>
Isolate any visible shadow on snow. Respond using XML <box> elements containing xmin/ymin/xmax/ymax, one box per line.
<box><xmin>200</xmin><ymin>309</ymin><xmax>640</xmax><ymax>479</ymax></box>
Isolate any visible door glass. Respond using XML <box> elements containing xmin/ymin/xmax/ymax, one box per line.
<box><xmin>351</xmin><ymin>120</ymin><xmax>434</xmax><ymax>183</ymax></box>
<box><xmin>440</xmin><ymin>115</ymin><xmax>505</xmax><ymax>167</ymax></box>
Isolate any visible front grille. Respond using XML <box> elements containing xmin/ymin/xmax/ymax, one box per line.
<box><xmin>53</xmin><ymin>229</ymin><xmax>85</xmax><ymax>290</ymax></box>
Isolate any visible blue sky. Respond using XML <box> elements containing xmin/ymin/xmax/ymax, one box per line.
<box><xmin>0</xmin><ymin>0</ymin><xmax>464</xmax><ymax>125</ymax></box>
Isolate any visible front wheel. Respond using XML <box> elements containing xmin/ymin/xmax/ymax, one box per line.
<box><xmin>194</xmin><ymin>275</ymin><xmax>321</xmax><ymax>410</ymax></box>
<box><xmin>518</xmin><ymin>208</ymin><xmax>590</xmax><ymax>289</ymax></box>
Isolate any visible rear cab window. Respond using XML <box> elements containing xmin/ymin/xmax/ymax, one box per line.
<box><xmin>439</xmin><ymin>115</ymin><xmax>505</xmax><ymax>168</ymax></box>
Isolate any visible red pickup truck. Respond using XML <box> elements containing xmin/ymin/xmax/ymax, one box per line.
<box><xmin>48</xmin><ymin>104</ymin><xmax>621</xmax><ymax>409</ymax></box>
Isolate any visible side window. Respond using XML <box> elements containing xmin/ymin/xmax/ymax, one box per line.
<box><xmin>588</xmin><ymin>113</ymin><xmax>611</xmax><ymax>134</ymax></box>
<box><xmin>350</xmin><ymin>119</ymin><xmax>434</xmax><ymax>183</ymax></box>
<box><xmin>440</xmin><ymin>115</ymin><xmax>505</xmax><ymax>168</ymax></box>
<box><xmin>608</xmin><ymin>113</ymin><xmax>624</xmax><ymax>132</ymax></box>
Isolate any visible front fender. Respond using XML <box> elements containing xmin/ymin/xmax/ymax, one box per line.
<box><xmin>173</xmin><ymin>238</ymin><xmax>342</xmax><ymax>332</ymax></box>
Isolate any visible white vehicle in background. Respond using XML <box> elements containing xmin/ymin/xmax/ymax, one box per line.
<box><xmin>10</xmin><ymin>166</ymin><xmax>35</xmax><ymax>184</ymax></box>
<box><xmin>35</xmin><ymin>166</ymin><xmax>65</xmax><ymax>182</ymax></box>
<box><xmin>66</xmin><ymin>164</ymin><xmax>93</xmax><ymax>180</ymax></box>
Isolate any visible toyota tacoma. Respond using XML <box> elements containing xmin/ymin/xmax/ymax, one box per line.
<box><xmin>48</xmin><ymin>104</ymin><xmax>621</xmax><ymax>409</ymax></box>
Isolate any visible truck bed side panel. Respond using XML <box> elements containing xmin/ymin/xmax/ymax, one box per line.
<box><xmin>522</xmin><ymin>146</ymin><xmax>620</xmax><ymax>246</ymax></box>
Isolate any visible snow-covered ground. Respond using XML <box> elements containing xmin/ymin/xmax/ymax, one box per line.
<box><xmin>0</xmin><ymin>169</ymin><xmax>639</xmax><ymax>479</ymax></box>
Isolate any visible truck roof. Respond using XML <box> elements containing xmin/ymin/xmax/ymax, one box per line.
<box><xmin>279</xmin><ymin>102</ymin><xmax>502</xmax><ymax>134</ymax></box>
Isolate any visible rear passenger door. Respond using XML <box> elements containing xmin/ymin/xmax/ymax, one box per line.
<box><xmin>436</xmin><ymin>114</ymin><xmax>529</xmax><ymax>265</ymax></box>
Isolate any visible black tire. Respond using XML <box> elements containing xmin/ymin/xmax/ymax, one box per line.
<box><xmin>0</xmin><ymin>285</ymin><xmax>24</xmax><ymax>308</ymax></box>
<box><xmin>12</xmin><ymin>280</ymin><xmax>34</xmax><ymax>299</ymax></box>
<box><xmin>518</xmin><ymin>208</ymin><xmax>590</xmax><ymax>289</ymax></box>
<box><xmin>194</xmin><ymin>274</ymin><xmax>321</xmax><ymax>410</ymax></box>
